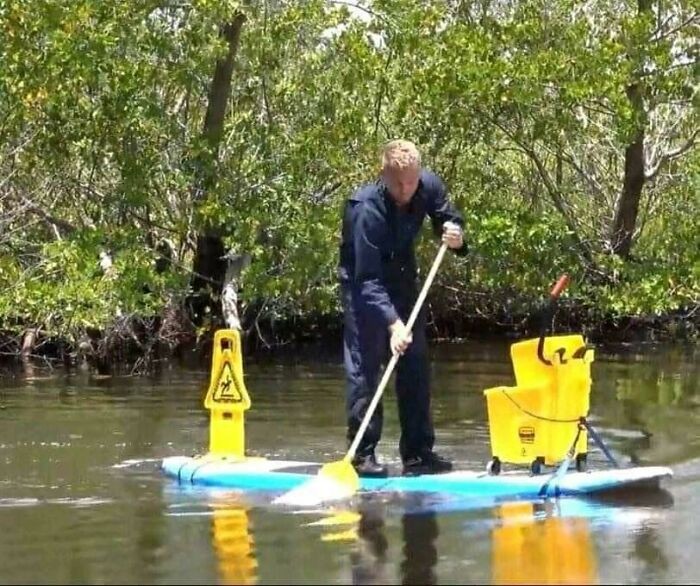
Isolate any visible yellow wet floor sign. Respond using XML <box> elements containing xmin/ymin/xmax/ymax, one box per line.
<box><xmin>204</xmin><ymin>329</ymin><xmax>251</xmax><ymax>457</ymax></box>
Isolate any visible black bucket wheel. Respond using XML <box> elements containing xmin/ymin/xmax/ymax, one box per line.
<box><xmin>486</xmin><ymin>457</ymin><xmax>501</xmax><ymax>476</ymax></box>
<box><xmin>530</xmin><ymin>457</ymin><xmax>545</xmax><ymax>475</ymax></box>
<box><xmin>575</xmin><ymin>453</ymin><xmax>588</xmax><ymax>472</ymax></box>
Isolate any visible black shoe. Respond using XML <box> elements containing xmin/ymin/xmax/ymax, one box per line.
<box><xmin>402</xmin><ymin>452</ymin><xmax>453</xmax><ymax>476</ymax></box>
<box><xmin>352</xmin><ymin>453</ymin><xmax>389</xmax><ymax>478</ymax></box>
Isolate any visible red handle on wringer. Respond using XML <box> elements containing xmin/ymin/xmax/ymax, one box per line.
<box><xmin>550</xmin><ymin>274</ymin><xmax>570</xmax><ymax>300</ymax></box>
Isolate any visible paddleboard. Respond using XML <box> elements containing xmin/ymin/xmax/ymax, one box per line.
<box><xmin>161</xmin><ymin>455</ymin><xmax>672</xmax><ymax>501</ymax></box>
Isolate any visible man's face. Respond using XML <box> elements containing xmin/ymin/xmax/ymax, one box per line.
<box><xmin>382</xmin><ymin>165</ymin><xmax>420</xmax><ymax>207</ymax></box>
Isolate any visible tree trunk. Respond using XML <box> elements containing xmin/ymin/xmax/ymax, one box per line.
<box><xmin>609</xmin><ymin>0</ymin><xmax>651</xmax><ymax>259</ymax></box>
<box><xmin>190</xmin><ymin>14</ymin><xmax>245</xmax><ymax>325</ymax></box>
<box><xmin>222</xmin><ymin>253</ymin><xmax>251</xmax><ymax>330</ymax></box>
<box><xmin>202</xmin><ymin>17</ymin><xmax>246</xmax><ymax>154</ymax></box>
<box><xmin>610</xmin><ymin>83</ymin><xmax>646</xmax><ymax>259</ymax></box>
<box><xmin>21</xmin><ymin>328</ymin><xmax>36</xmax><ymax>358</ymax></box>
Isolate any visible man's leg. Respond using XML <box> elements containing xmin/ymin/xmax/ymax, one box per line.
<box><xmin>395</xmin><ymin>305</ymin><xmax>452</xmax><ymax>475</ymax></box>
<box><xmin>395</xmin><ymin>305</ymin><xmax>434</xmax><ymax>460</ymax></box>
<box><xmin>342</xmin><ymin>284</ymin><xmax>388</xmax><ymax>477</ymax></box>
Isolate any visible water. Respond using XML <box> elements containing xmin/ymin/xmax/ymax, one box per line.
<box><xmin>0</xmin><ymin>340</ymin><xmax>698</xmax><ymax>584</ymax></box>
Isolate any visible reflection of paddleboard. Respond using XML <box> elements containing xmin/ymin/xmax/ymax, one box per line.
<box><xmin>161</xmin><ymin>456</ymin><xmax>672</xmax><ymax>500</ymax></box>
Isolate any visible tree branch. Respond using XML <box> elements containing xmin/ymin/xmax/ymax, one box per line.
<box><xmin>373</xmin><ymin>45</ymin><xmax>394</xmax><ymax>139</ymax></box>
<box><xmin>309</xmin><ymin>180</ymin><xmax>343</xmax><ymax>205</ymax></box>
<box><xmin>222</xmin><ymin>252</ymin><xmax>251</xmax><ymax>330</ymax></box>
<box><xmin>328</xmin><ymin>0</ymin><xmax>393</xmax><ymax>26</ymax></box>
<box><xmin>645</xmin><ymin>127</ymin><xmax>699</xmax><ymax>181</ymax></box>
<box><xmin>650</xmin><ymin>11</ymin><xmax>700</xmax><ymax>42</ymax></box>
<box><xmin>19</xmin><ymin>194</ymin><xmax>76</xmax><ymax>238</ymax></box>
<box><xmin>488</xmin><ymin>116</ymin><xmax>598</xmax><ymax>267</ymax></box>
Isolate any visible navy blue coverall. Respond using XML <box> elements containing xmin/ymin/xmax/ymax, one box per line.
<box><xmin>338</xmin><ymin>169</ymin><xmax>467</xmax><ymax>462</ymax></box>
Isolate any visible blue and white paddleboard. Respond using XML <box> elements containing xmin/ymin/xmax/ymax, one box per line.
<box><xmin>161</xmin><ymin>455</ymin><xmax>672</xmax><ymax>501</ymax></box>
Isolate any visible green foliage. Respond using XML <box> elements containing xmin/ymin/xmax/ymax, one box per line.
<box><xmin>0</xmin><ymin>0</ymin><xmax>697</xmax><ymax>350</ymax></box>
<box><xmin>0</xmin><ymin>229</ymin><xmax>186</xmax><ymax>342</ymax></box>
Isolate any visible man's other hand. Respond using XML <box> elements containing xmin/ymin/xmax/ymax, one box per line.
<box><xmin>442</xmin><ymin>221</ymin><xmax>463</xmax><ymax>249</ymax></box>
<box><xmin>389</xmin><ymin>320</ymin><xmax>413</xmax><ymax>355</ymax></box>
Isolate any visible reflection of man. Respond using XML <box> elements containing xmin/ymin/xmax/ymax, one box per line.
<box><xmin>339</xmin><ymin>139</ymin><xmax>467</xmax><ymax>478</ymax></box>
<box><xmin>350</xmin><ymin>499</ymin><xmax>389</xmax><ymax>585</ymax></box>
<box><xmin>401</xmin><ymin>512</ymin><xmax>439</xmax><ymax>585</ymax></box>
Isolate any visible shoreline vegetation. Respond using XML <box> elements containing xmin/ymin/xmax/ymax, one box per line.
<box><xmin>1</xmin><ymin>290</ymin><xmax>696</xmax><ymax>375</ymax></box>
<box><xmin>1</xmin><ymin>1</ymin><xmax>697</xmax><ymax>374</ymax></box>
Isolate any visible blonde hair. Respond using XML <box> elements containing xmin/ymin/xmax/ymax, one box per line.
<box><xmin>380</xmin><ymin>139</ymin><xmax>421</xmax><ymax>170</ymax></box>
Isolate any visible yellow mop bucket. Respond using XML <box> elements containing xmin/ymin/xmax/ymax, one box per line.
<box><xmin>483</xmin><ymin>335</ymin><xmax>594</xmax><ymax>474</ymax></box>
<box><xmin>482</xmin><ymin>276</ymin><xmax>595</xmax><ymax>475</ymax></box>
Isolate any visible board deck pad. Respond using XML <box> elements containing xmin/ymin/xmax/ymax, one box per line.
<box><xmin>161</xmin><ymin>455</ymin><xmax>672</xmax><ymax>503</ymax></box>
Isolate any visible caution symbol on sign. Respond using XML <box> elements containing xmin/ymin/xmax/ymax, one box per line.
<box><xmin>204</xmin><ymin>330</ymin><xmax>250</xmax><ymax>413</ymax></box>
<box><xmin>212</xmin><ymin>361</ymin><xmax>244</xmax><ymax>404</ymax></box>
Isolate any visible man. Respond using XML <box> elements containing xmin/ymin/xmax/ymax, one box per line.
<box><xmin>339</xmin><ymin>139</ymin><xmax>467</xmax><ymax>478</ymax></box>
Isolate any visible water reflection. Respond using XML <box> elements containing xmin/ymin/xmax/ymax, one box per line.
<box><xmin>491</xmin><ymin>500</ymin><xmax>598</xmax><ymax>585</ymax></box>
<box><xmin>343</xmin><ymin>499</ymin><xmax>440</xmax><ymax>586</ymax></box>
<box><xmin>304</xmin><ymin>487</ymin><xmax>674</xmax><ymax>585</ymax></box>
<box><xmin>400</xmin><ymin>511</ymin><xmax>439</xmax><ymax>586</ymax></box>
<box><xmin>593</xmin><ymin>345</ymin><xmax>700</xmax><ymax>466</ymax></box>
<box><xmin>349</xmin><ymin>501</ymin><xmax>389</xmax><ymax>585</ymax></box>
<box><xmin>209</xmin><ymin>497</ymin><xmax>258</xmax><ymax>585</ymax></box>
<box><xmin>194</xmin><ymin>482</ymin><xmax>677</xmax><ymax>585</ymax></box>
<box><xmin>301</xmin><ymin>497</ymin><xmax>440</xmax><ymax>585</ymax></box>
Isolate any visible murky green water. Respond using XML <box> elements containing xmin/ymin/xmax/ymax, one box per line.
<box><xmin>0</xmin><ymin>339</ymin><xmax>698</xmax><ymax>584</ymax></box>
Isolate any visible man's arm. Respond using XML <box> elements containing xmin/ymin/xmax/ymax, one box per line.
<box><xmin>424</xmin><ymin>172</ymin><xmax>468</xmax><ymax>256</ymax></box>
<box><xmin>354</xmin><ymin>202</ymin><xmax>400</xmax><ymax>327</ymax></box>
